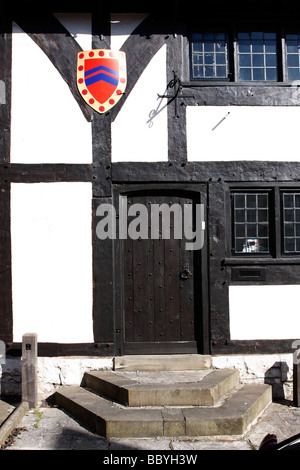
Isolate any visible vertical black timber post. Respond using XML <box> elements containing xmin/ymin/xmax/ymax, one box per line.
<box><xmin>92</xmin><ymin>198</ymin><xmax>115</xmax><ymax>349</ymax></box>
<box><xmin>208</xmin><ymin>180</ymin><xmax>230</xmax><ymax>352</ymax></box>
<box><xmin>167</xmin><ymin>30</ymin><xmax>187</xmax><ymax>162</ymax></box>
<box><xmin>0</xmin><ymin>8</ymin><xmax>12</xmax><ymax>344</ymax></box>
<box><xmin>92</xmin><ymin>1</ymin><xmax>112</xmax><ymax>198</ymax></box>
<box><xmin>91</xmin><ymin>4</ymin><xmax>116</xmax><ymax>353</ymax></box>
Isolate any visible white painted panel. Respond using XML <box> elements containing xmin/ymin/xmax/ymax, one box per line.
<box><xmin>11</xmin><ymin>183</ymin><xmax>93</xmax><ymax>343</ymax></box>
<box><xmin>112</xmin><ymin>45</ymin><xmax>168</xmax><ymax>162</ymax></box>
<box><xmin>229</xmin><ymin>285</ymin><xmax>300</xmax><ymax>340</ymax></box>
<box><xmin>54</xmin><ymin>13</ymin><xmax>92</xmax><ymax>51</ymax></box>
<box><xmin>187</xmin><ymin>106</ymin><xmax>300</xmax><ymax>161</ymax></box>
<box><xmin>111</xmin><ymin>13</ymin><xmax>148</xmax><ymax>51</ymax></box>
<box><xmin>10</xmin><ymin>23</ymin><xmax>92</xmax><ymax>163</ymax></box>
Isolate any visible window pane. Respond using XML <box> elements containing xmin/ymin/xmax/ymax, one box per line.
<box><xmin>265</xmin><ymin>41</ymin><xmax>277</xmax><ymax>53</ymax></box>
<box><xmin>287</xmin><ymin>54</ymin><xmax>299</xmax><ymax>67</ymax></box>
<box><xmin>285</xmin><ymin>238</ymin><xmax>295</xmax><ymax>252</ymax></box>
<box><xmin>266</xmin><ymin>68</ymin><xmax>278</xmax><ymax>81</ymax></box>
<box><xmin>253</xmin><ymin>68</ymin><xmax>265</xmax><ymax>80</ymax></box>
<box><xmin>239</xmin><ymin>41</ymin><xmax>251</xmax><ymax>52</ymax></box>
<box><xmin>287</xmin><ymin>42</ymin><xmax>298</xmax><ymax>53</ymax></box>
<box><xmin>204</xmin><ymin>41</ymin><xmax>214</xmax><ymax>52</ymax></box>
<box><xmin>284</xmin><ymin>194</ymin><xmax>294</xmax><ymax>207</ymax></box>
<box><xmin>240</xmin><ymin>68</ymin><xmax>252</xmax><ymax>80</ymax></box>
<box><xmin>258</xmin><ymin>225</ymin><xmax>268</xmax><ymax>238</ymax></box>
<box><xmin>236</xmin><ymin>224</ymin><xmax>245</xmax><ymax>237</ymax></box>
<box><xmin>266</xmin><ymin>54</ymin><xmax>277</xmax><ymax>66</ymax></box>
<box><xmin>247</xmin><ymin>225</ymin><xmax>257</xmax><ymax>237</ymax></box>
<box><xmin>247</xmin><ymin>194</ymin><xmax>257</xmax><ymax>208</ymax></box>
<box><xmin>252</xmin><ymin>42</ymin><xmax>264</xmax><ymax>53</ymax></box>
<box><xmin>285</xmin><ymin>209</ymin><xmax>294</xmax><ymax>221</ymax></box>
<box><xmin>285</xmin><ymin>223</ymin><xmax>295</xmax><ymax>236</ymax></box>
<box><xmin>253</xmin><ymin>54</ymin><xmax>264</xmax><ymax>67</ymax></box>
<box><xmin>235</xmin><ymin>209</ymin><xmax>245</xmax><ymax>222</ymax></box>
<box><xmin>216</xmin><ymin>54</ymin><xmax>226</xmax><ymax>64</ymax></box>
<box><xmin>240</xmin><ymin>54</ymin><xmax>251</xmax><ymax>66</ymax></box>
<box><xmin>216</xmin><ymin>41</ymin><xmax>225</xmax><ymax>52</ymax></box>
<box><xmin>258</xmin><ymin>194</ymin><xmax>268</xmax><ymax>208</ymax></box>
<box><xmin>288</xmin><ymin>68</ymin><xmax>300</xmax><ymax>80</ymax></box>
<box><xmin>252</xmin><ymin>32</ymin><xmax>264</xmax><ymax>39</ymax></box>
<box><xmin>204</xmin><ymin>53</ymin><xmax>214</xmax><ymax>64</ymax></box>
<box><xmin>216</xmin><ymin>66</ymin><xmax>226</xmax><ymax>77</ymax></box>
<box><xmin>258</xmin><ymin>209</ymin><xmax>268</xmax><ymax>222</ymax></box>
<box><xmin>204</xmin><ymin>66</ymin><xmax>214</xmax><ymax>77</ymax></box>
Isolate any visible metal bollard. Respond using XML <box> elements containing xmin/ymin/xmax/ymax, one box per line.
<box><xmin>22</xmin><ymin>333</ymin><xmax>38</xmax><ymax>408</ymax></box>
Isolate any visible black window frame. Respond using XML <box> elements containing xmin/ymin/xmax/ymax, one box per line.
<box><xmin>281</xmin><ymin>191</ymin><xmax>300</xmax><ymax>255</ymax></box>
<box><xmin>230</xmin><ymin>188</ymin><xmax>275</xmax><ymax>258</ymax></box>
<box><xmin>189</xmin><ymin>29</ymin><xmax>231</xmax><ymax>81</ymax></box>
<box><xmin>189</xmin><ymin>23</ymin><xmax>298</xmax><ymax>84</ymax></box>
<box><xmin>228</xmin><ymin>184</ymin><xmax>300</xmax><ymax>260</ymax></box>
<box><xmin>231</xmin><ymin>190</ymin><xmax>271</xmax><ymax>256</ymax></box>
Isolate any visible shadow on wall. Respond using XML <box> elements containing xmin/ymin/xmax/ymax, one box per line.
<box><xmin>264</xmin><ymin>362</ymin><xmax>291</xmax><ymax>401</ymax></box>
<box><xmin>0</xmin><ymin>359</ymin><xmax>22</xmax><ymax>398</ymax></box>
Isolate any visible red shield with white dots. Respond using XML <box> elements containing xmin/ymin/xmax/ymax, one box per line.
<box><xmin>77</xmin><ymin>49</ymin><xmax>127</xmax><ymax>114</ymax></box>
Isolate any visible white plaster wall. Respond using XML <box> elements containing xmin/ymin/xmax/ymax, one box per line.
<box><xmin>187</xmin><ymin>106</ymin><xmax>300</xmax><ymax>161</ymax></box>
<box><xmin>10</xmin><ymin>22</ymin><xmax>92</xmax><ymax>163</ymax></box>
<box><xmin>111</xmin><ymin>45</ymin><xmax>168</xmax><ymax>162</ymax></box>
<box><xmin>229</xmin><ymin>285</ymin><xmax>300</xmax><ymax>340</ymax></box>
<box><xmin>11</xmin><ymin>183</ymin><xmax>93</xmax><ymax>343</ymax></box>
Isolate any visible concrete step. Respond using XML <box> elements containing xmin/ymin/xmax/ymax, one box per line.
<box><xmin>113</xmin><ymin>354</ymin><xmax>212</xmax><ymax>371</ymax></box>
<box><xmin>83</xmin><ymin>369</ymin><xmax>240</xmax><ymax>406</ymax></box>
<box><xmin>54</xmin><ymin>383</ymin><xmax>272</xmax><ymax>438</ymax></box>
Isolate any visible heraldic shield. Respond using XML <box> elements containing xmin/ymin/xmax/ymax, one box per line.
<box><xmin>77</xmin><ymin>50</ymin><xmax>127</xmax><ymax>113</ymax></box>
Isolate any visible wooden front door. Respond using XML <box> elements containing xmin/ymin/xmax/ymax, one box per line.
<box><xmin>121</xmin><ymin>190</ymin><xmax>204</xmax><ymax>354</ymax></box>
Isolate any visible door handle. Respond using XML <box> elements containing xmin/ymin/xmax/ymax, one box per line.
<box><xmin>180</xmin><ymin>266</ymin><xmax>192</xmax><ymax>280</ymax></box>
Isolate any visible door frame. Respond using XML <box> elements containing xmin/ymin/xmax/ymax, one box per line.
<box><xmin>112</xmin><ymin>183</ymin><xmax>210</xmax><ymax>356</ymax></box>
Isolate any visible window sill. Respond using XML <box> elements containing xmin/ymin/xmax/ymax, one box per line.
<box><xmin>182</xmin><ymin>81</ymin><xmax>300</xmax><ymax>88</ymax></box>
<box><xmin>223</xmin><ymin>257</ymin><xmax>300</xmax><ymax>266</ymax></box>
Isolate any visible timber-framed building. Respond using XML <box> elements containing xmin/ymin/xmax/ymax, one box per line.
<box><xmin>0</xmin><ymin>0</ymin><xmax>299</xmax><ymax>399</ymax></box>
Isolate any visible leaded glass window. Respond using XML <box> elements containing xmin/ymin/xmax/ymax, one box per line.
<box><xmin>237</xmin><ymin>31</ymin><xmax>278</xmax><ymax>81</ymax></box>
<box><xmin>233</xmin><ymin>192</ymin><xmax>269</xmax><ymax>254</ymax></box>
<box><xmin>282</xmin><ymin>193</ymin><xmax>300</xmax><ymax>254</ymax></box>
<box><xmin>286</xmin><ymin>34</ymin><xmax>300</xmax><ymax>81</ymax></box>
<box><xmin>191</xmin><ymin>31</ymin><xmax>229</xmax><ymax>80</ymax></box>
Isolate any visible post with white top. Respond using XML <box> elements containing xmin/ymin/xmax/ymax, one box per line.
<box><xmin>22</xmin><ymin>333</ymin><xmax>38</xmax><ymax>408</ymax></box>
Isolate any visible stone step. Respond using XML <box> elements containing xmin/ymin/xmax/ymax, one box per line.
<box><xmin>54</xmin><ymin>383</ymin><xmax>272</xmax><ymax>438</ymax></box>
<box><xmin>113</xmin><ymin>354</ymin><xmax>212</xmax><ymax>371</ymax></box>
<box><xmin>83</xmin><ymin>369</ymin><xmax>240</xmax><ymax>406</ymax></box>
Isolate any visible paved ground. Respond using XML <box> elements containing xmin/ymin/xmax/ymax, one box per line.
<box><xmin>1</xmin><ymin>399</ymin><xmax>300</xmax><ymax>451</ymax></box>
